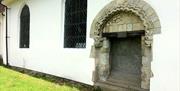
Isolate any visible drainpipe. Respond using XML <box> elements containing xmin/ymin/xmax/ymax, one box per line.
<box><xmin>0</xmin><ymin>2</ymin><xmax>9</xmax><ymax>66</ymax></box>
<box><xmin>5</xmin><ymin>5</ymin><xmax>9</xmax><ymax>66</ymax></box>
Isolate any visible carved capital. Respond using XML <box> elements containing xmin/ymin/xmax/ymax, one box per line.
<box><xmin>94</xmin><ymin>36</ymin><xmax>104</xmax><ymax>48</ymax></box>
<box><xmin>145</xmin><ymin>30</ymin><xmax>153</xmax><ymax>47</ymax></box>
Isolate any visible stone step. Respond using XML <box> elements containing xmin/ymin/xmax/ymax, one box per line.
<box><xmin>96</xmin><ymin>81</ymin><xmax>149</xmax><ymax>91</ymax></box>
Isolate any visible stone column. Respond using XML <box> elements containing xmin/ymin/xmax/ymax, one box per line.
<box><xmin>98</xmin><ymin>38</ymin><xmax>110</xmax><ymax>81</ymax></box>
<box><xmin>141</xmin><ymin>36</ymin><xmax>153</xmax><ymax>89</ymax></box>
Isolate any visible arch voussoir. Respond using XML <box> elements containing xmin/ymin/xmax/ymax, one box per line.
<box><xmin>90</xmin><ymin>0</ymin><xmax>161</xmax><ymax>45</ymax></box>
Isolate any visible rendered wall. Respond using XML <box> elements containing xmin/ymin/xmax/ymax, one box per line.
<box><xmin>7</xmin><ymin>0</ymin><xmax>94</xmax><ymax>85</ymax></box>
<box><xmin>0</xmin><ymin>11</ymin><xmax>7</xmax><ymax>64</ymax></box>
<box><xmin>5</xmin><ymin>0</ymin><xmax>179</xmax><ymax>91</ymax></box>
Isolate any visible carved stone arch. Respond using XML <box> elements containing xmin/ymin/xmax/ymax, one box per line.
<box><xmin>90</xmin><ymin>0</ymin><xmax>161</xmax><ymax>46</ymax></box>
<box><xmin>90</xmin><ymin>0</ymin><xmax>161</xmax><ymax>91</ymax></box>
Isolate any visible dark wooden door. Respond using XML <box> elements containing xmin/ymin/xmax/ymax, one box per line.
<box><xmin>109</xmin><ymin>37</ymin><xmax>142</xmax><ymax>87</ymax></box>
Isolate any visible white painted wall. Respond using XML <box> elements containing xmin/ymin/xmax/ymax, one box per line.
<box><xmin>4</xmin><ymin>0</ymin><xmax>179</xmax><ymax>91</ymax></box>
<box><xmin>7</xmin><ymin>0</ymin><xmax>94</xmax><ymax>85</ymax></box>
<box><xmin>0</xmin><ymin>11</ymin><xmax>7</xmax><ymax>64</ymax></box>
<box><xmin>147</xmin><ymin>0</ymin><xmax>180</xmax><ymax>91</ymax></box>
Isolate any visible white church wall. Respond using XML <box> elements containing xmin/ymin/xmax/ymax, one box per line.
<box><xmin>147</xmin><ymin>0</ymin><xmax>180</xmax><ymax>91</ymax></box>
<box><xmin>0</xmin><ymin>15</ymin><xmax>3</xmax><ymax>57</ymax></box>
<box><xmin>5</xmin><ymin>0</ymin><xmax>179</xmax><ymax>91</ymax></box>
<box><xmin>7</xmin><ymin>0</ymin><xmax>94</xmax><ymax>85</ymax></box>
<box><xmin>0</xmin><ymin>11</ymin><xmax>7</xmax><ymax>64</ymax></box>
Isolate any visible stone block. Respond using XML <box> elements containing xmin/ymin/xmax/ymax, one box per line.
<box><xmin>90</xmin><ymin>45</ymin><xmax>96</xmax><ymax>58</ymax></box>
<box><xmin>146</xmin><ymin>7</ymin><xmax>154</xmax><ymax>17</ymax></box>
<box><xmin>142</xmin><ymin>57</ymin><xmax>151</xmax><ymax>67</ymax></box>
<box><xmin>127</xmin><ymin>23</ymin><xmax>133</xmax><ymax>31</ymax></box>
<box><xmin>142</xmin><ymin>4</ymin><xmax>150</xmax><ymax>11</ymax></box>
<box><xmin>118</xmin><ymin>24</ymin><xmax>127</xmax><ymax>32</ymax></box>
<box><xmin>153</xmin><ymin>20</ymin><xmax>161</xmax><ymax>28</ymax></box>
<box><xmin>133</xmin><ymin>23</ymin><xmax>145</xmax><ymax>31</ymax></box>
<box><xmin>153</xmin><ymin>27</ymin><xmax>161</xmax><ymax>34</ymax></box>
<box><xmin>149</xmin><ymin>14</ymin><xmax>159</xmax><ymax>23</ymax></box>
<box><xmin>133</xmin><ymin>0</ymin><xmax>141</xmax><ymax>6</ymax></box>
<box><xmin>127</xmin><ymin>0</ymin><xmax>134</xmax><ymax>5</ymax></box>
<box><xmin>137</xmin><ymin>0</ymin><xmax>146</xmax><ymax>9</ymax></box>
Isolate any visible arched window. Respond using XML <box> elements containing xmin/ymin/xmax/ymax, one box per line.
<box><xmin>64</xmin><ymin>0</ymin><xmax>87</xmax><ymax>48</ymax></box>
<box><xmin>20</xmin><ymin>5</ymin><xmax>30</xmax><ymax>48</ymax></box>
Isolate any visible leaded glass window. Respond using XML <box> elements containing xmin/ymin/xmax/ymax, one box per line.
<box><xmin>64</xmin><ymin>0</ymin><xmax>87</xmax><ymax>48</ymax></box>
<box><xmin>20</xmin><ymin>5</ymin><xmax>30</xmax><ymax>48</ymax></box>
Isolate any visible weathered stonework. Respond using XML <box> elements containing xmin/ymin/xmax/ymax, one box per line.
<box><xmin>90</xmin><ymin>0</ymin><xmax>161</xmax><ymax>46</ymax></box>
<box><xmin>90</xmin><ymin>0</ymin><xmax>161</xmax><ymax>90</ymax></box>
<box><xmin>103</xmin><ymin>12</ymin><xmax>145</xmax><ymax>33</ymax></box>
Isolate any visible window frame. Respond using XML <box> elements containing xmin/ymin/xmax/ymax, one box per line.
<box><xmin>63</xmin><ymin>0</ymin><xmax>87</xmax><ymax>48</ymax></box>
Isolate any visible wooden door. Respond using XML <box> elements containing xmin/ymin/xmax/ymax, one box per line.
<box><xmin>109</xmin><ymin>37</ymin><xmax>142</xmax><ymax>87</ymax></box>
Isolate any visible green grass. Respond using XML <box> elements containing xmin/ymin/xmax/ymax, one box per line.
<box><xmin>0</xmin><ymin>66</ymin><xmax>80</xmax><ymax>91</ymax></box>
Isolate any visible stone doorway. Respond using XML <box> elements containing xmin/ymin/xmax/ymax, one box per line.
<box><xmin>90</xmin><ymin>0</ymin><xmax>161</xmax><ymax>90</ymax></box>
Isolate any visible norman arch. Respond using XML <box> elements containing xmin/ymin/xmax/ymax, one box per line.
<box><xmin>90</xmin><ymin>0</ymin><xmax>161</xmax><ymax>90</ymax></box>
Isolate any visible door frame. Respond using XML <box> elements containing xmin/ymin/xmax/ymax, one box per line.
<box><xmin>90</xmin><ymin>0</ymin><xmax>161</xmax><ymax>90</ymax></box>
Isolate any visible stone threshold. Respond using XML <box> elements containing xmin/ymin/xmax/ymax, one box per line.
<box><xmin>96</xmin><ymin>81</ymin><xmax>149</xmax><ymax>91</ymax></box>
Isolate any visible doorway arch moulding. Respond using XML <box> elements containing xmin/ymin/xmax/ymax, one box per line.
<box><xmin>90</xmin><ymin>0</ymin><xmax>161</xmax><ymax>47</ymax></box>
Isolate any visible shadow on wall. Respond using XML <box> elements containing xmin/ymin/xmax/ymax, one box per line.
<box><xmin>0</xmin><ymin>55</ymin><xmax>3</xmax><ymax>65</ymax></box>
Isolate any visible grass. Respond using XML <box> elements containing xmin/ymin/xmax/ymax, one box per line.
<box><xmin>0</xmin><ymin>66</ymin><xmax>80</xmax><ymax>91</ymax></box>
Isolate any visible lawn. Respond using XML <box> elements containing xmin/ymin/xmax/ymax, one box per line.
<box><xmin>0</xmin><ymin>66</ymin><xmax>80</xmax><ymax>91</ymax></box>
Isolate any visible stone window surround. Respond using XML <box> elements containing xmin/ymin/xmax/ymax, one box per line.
<box><xmin>90</xmin><ymin>0</ymin><xmax>161</xmax><ymax>90</ymax></box>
